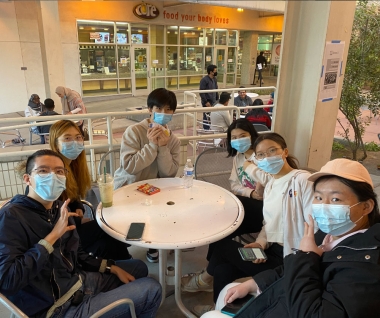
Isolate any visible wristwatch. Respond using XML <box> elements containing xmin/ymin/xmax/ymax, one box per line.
<box><xmin>105</xmin><ymin>259</ymin><xmax>115</xmax><ymax>273</ymax></box>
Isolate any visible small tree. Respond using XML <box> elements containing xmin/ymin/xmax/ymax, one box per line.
<box><xmin>339</xmin><ymin>0</ymin><xmax>380</xmax><ymax>160</ymax></box>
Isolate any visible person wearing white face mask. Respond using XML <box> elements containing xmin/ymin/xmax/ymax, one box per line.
<box><xmin>184</xmin><ymin>132</ymin><xmax>316</xmax><ymax>316</ymax></box>
<box><xmin>202</xmin><ymin>158</ymin><xmax>380</xmax><ymax>318</ymax></box>
<box><xmin>114</xmin><ymin>88</ymin><xmax>181</xmax><ymax>263</ymax></box>
<box><xmin>0</xmin><ymin>149</ymin><xmax>162</xmax><ymax>318</ymax></box>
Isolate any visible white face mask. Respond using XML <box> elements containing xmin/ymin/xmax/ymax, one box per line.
<box><xmin>312</xmin><ymin>202</ymin><xmax>362</xmax><ymax>236</ymax></box>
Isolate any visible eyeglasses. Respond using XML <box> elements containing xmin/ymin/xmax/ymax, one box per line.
<box><xmin>238</xmin><ymin>91</ymin><xmax>246</xmax><ymax>94</ymax></box>
<box><xmin>59</xmin><ymin>135</ymin><xmax>84</xmax><ymax>143</ymax></box>
<box><xmin>31</xmin><ymin>166</ymin><xmax>68</xmax><ymax>178</ymax></box>
<box><xmin>255</xmin><ymin>147</ymin><xmax>282</xmax><ymax>161</ymax></box>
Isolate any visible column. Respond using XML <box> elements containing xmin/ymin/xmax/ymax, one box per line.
<box><xmin>273</xmin><ymin>1</ymin><xmax>356</xmax><ymax>170</ymax></box>
<box><xmin>240</xmin><ymin>32</ymin><xmax>258</xmax><ymax>86</ymax></box>
<box><xmin>36</xmin><ymin>0</ymin><xmax>66</xmax><ymax>112</ymax></box>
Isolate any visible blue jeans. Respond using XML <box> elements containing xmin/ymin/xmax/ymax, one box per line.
<box><xmin>51</xmin><ymin>259</ymin><xmax>162</xmax><ymax>318</ymax></box>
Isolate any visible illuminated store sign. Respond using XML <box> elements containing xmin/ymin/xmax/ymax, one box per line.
<box><xmin>133</xmin><ymin>2</ymin><xmax>159</xmax><ymax>20</ymax></box>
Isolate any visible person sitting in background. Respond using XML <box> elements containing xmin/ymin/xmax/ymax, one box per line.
<box><xmin>210</xmin><ymin>92</ymin><xmax>232</xmax><ymax>132</ymax></box>
<box><xmin>114</xmin><ymin>88</ymin><xmax>181</xmax><ymax>263</ymax></box>
<box><xmin>202</xmin><ymin>158</ymin><xmax>380</xmax><ymax>318</ymax></box>
<box><xmin>37</xmin><ymin>98</ymin><xmax>59</xmax><ymax>141</ymax></box>
<box><xmin>0</xmin><ymin>149</ymin><xmax>161</xmax><ymax>318</ymax></box>
<box><xmin>245</xmin><ymin>99</ymin><xmax>272</xmax><ymax>129</ymax></box>
<box><xmin>234</xmin><ymin>86</ymin><xmax>254</xmax><ymax>109</ymax></box>
<box><xmin>264</xmin><ymin>91</ymin><xmax>274</xmax><ymax>113</ymax></box>
<box><xmin>25</xmin><ymin>94</ymin><xmax>45</xmax><ymax>144</ymax></box>
<box><xmin>55</xmin><ymin>86</ymin><xmax>87</xmax><ymax>134</ymax></box>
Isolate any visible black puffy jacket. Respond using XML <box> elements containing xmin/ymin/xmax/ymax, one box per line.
<box><xmin>0</xmin><ymin>195</ymin><xmax>103</xmax><ymax>317</ymax></box>
<box><xmin>237</xmin><ymin>224</ymin><xmax>380</xmax><ymax>318</ymax></box>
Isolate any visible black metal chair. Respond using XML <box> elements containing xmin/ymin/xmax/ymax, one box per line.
<box><xmin>194</xmin><ymin>147</ymin><xmax>232</xmax><ymax>191</ymax></box>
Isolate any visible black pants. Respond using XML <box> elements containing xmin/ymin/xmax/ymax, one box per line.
<box><xmin>207</xmin><ymin>195</ymin><xmax>264</xmax><ymax>261</ymax></box>
<box><xmin>207</xmin><ymin>240</ymin><xmax>283</xmax><ymax>303</ymax></box>
<box><xmin>202</xmin><ymin>105</ymin><xmax>211</xmax><ymax>130</ymax></box>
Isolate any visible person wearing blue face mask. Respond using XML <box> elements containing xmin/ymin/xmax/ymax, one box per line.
<box><xmin>189</xmin><ymin>132</ymin><xmax>315</xmax><ymax>316</ymax></box>
<box><xmin>0</xmin><ymin>149</ymin><xmax>162</xmax><ymax>318</ymax></box>
<box><xmin>202</xmin><ymin>158</ymin><xmax>380</xmax><ymax>318</ymax></box>
<box><xmin>114</xmin><ymin>88</ymin><xmax>181</xmax><ymax>263</ymax></box>
<box><xmin>49</xmin><ymin>120</ymin><xmax>133</xmax><ymax>261</ymax></box>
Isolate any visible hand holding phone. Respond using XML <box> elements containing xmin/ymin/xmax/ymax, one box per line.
<box><xmin>221</xmin><ymin>294</ymin><xmax>254</xmax><ymax>317</ymax></box>
<box><xmin>238</xmin><ymin>247</ymin><xmax>267</xmax><ymax>262</ymax></box>
<box><xmin>126</xmin><ymin>223</ymin><xmax>145</xmax><ymax>241</ymax></box>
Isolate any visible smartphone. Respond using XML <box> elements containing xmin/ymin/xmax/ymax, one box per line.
<box><xmin>238</xmin><ymin>247</ymin><xmax>268</xmax><ymax>261</ymax></box>
<box><xmin>221</xmin><ymin>294</ymin><xmax>254</xmax><ymax>317</ymax></box>
<box><xmin>126</xmin><ymin>223</ymin><xmax>145</xmax><ymax>241</ymax></box>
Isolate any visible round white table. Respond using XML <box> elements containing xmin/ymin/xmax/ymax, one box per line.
<box><xmin>96</xmin><ymin>177</ymin><xmax>244</xmax><ymax>317</ymax></box>
<box><xmin>233</xmin><ymin>92</ymin><xmax>259</xmax><ymax>99</ymax></box>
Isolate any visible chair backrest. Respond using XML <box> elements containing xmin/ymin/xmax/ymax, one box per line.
<box><xmin>252</xmin><ymin>124</ymin><xmax>270</xmax><ymax>132</ymax></box>
<box><xmin>194</xmin><ymin>147</ymin><xmax>233</xmax><ymax>190</ymax></box>
<box><xmin>0</xmin><ymin>293</ymin><xmax>28</xmax><ymax>318</ymax></box>
<box><xmin>97</xmin><ymin>148</ymin><xmax>120</xmax><ymax>176</ymax></box>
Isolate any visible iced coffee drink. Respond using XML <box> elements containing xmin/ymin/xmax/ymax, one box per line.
<box><xmin>97</xmin><ymin>173</ymin><xmax>114</xmax><ymax>207</ymax></box>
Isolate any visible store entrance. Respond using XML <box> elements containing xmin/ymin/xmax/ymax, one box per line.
<box><xmin>131</xmin><ymin>45</ymin><xmax>151</xmax><ymax>96</ymax></box>
<box><xmin>215</xmin><ymin>47</ymin><xmax>227</xmax><ymax>88</ymax></box>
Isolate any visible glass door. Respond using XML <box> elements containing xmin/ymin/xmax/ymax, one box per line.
<box><xmin>215</xmin><ymin>47</ymin><xmax>226</xmax><ymax>87</ymax></box>
<box><xmin>131</xmin><ymin>45</ymin><xmax>150</xmax><ymax>96</ymax></box>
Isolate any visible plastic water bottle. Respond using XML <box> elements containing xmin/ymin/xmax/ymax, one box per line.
<box><xmin>183</xmin><ymin>159</ymin><xmax>194</xmax><ymax>188</ymax></box>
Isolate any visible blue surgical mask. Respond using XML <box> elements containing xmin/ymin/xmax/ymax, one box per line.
<box><xmin>32</xmin><ymin>173</ymin><xmax>66</xmax><ymax>201</ymax></box>
<box><xmin>256</xmin><ymin>155</ymin><xmax>284</xmax><ymax>174</ymax></box>
<box><xmin>312</xmin><ymin>202</ymin><xmax>362</xmax><ymax>236</ymax></box>
<box><xmin>230</xmin><ymin>137</ymin><xmax>251</xmax><ymax>153</ymax></box>
<box><xmin>153</xmin><ymin>112</ymin><xmax>173</xmax><ymax>126</ymax></box>
<box><xmin>60</xmin><ymin>141</ymin><xmax>85</xmax><ymax>160</ymax></box>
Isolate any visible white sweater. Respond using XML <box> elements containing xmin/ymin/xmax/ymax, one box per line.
<box><xmin>114</xmin><ymin>119</ymin><xmax>181</xmax><ymax>189</ymax></box>
<box><xmin>210</xmin><ymin>103</ymin><xmax>231</xmax><ymax>131</ymax></box>
<box><xmin>245</xmin><ymin>164</ymin><xmax>315</xmax><ymax>256</ymax></box>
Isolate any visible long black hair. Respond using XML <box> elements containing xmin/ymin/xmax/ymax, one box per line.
<box><xmin>227</xmin><ymin>119</ymin><xmax>259</xmax><ymax>157</ymax></box>
<box><xmin>314</xmin><ymin>176</ymin><xmax>380</xmax><ymax>226</ymax></box>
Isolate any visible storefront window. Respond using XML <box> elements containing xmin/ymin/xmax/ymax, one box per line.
<box><xmin>166</xmin><ymin>26</ymin><xmax>178</xmax><ymax>44</ymax></box>
<box><xmin>180</xmin><ymin>27</ymin><xmax>202</xmax><ymax>45</ymax></box>
<box><xmin>77</xmin><ymin>19</ymin><xmax>241</xmax><ymax>96</ymax></box>
<box><xmin>205</xmin><ymin>28</ymin><xmax>214</xmax><ymax>46</ymax></box>
<box><xmin>227</xmin><ymin>47</ymin><xmax>236</xmax><ymax>72</ymax></box>
<box><xmin>79</xmin><ymin>45</ymin><xmax>117</xmax><ymax>79</ymax></box>
<box><xmin>205</xmin><ymin>47</ymin><xmax>213</xmax><ymax>71</ymax></box>
<box><xmin>117</xmin><ymin>46</ymin><xmax>131</xmax><ymax>78</ymax></box>
<box><xmin>179</xmin><ymin>47</ymin><xmax>203</xmax><ymax>75</ymax></box>
<box><xmin>228</xmin><ymin>31</ymin><xmax>238</xmax><ymax>46</ymax></box>
<box><xmin>131</xmin><ymin>24</ymin><xmax>148</xmax><ymax>44</ymax></box>
<box><xmin>150</xmin><ymin>25</ymin><xmax>164</xmax><ymax>44</ymax></box>
<box><xmin>77</xmin><ymin>20</ymin><xmax>115</xmax><ymax>43</ymax></box>
<box><xmin>151</xmin><ymin>46</ymin><xmax>165</xmax><ymax>76</ymax></box>
<box><xmin>215</xmin><ymin>29</ymin><xmax>227</xmax><ymax>45</ymax></box>
<box><xmin>116</xmin><ymin>22</ymin><xmax>129</xmax><ymax>44</ymax></box>
<box><xmin>167</xmin><ymin>46</ymin><xmax>178</xmax><ymax>76</ymax></box>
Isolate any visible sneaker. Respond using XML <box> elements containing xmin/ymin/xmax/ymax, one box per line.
<box><xmin>191</xmin><ymin>304</ymin><xmax>215</xmax><ymax>317</ymax></box>
<box><xmin>146</xmin><ymin>250</ymin><xmax>159</xmax><ymax>263</ymax></box>
<box><xmin>181</xmin><ymin>269</ymin><xmax>213</xmax><ymax>292</ymax></box>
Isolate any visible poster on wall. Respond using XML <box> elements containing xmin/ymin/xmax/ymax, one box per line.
<box><xmin>318</xmin><ymin>41</ymin><xmax>345</xmax><ymax>102</ymax></box>
<box><xmin>94</xmin><ymin>32</ymin><xmax>110</xmax><ymax>43</ymax></box>
<box><xmin>271</xmin><ymin>44</ymin><xmax>281</xmax><ymax>65</ymax></box>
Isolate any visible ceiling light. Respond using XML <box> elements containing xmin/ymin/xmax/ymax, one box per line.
<box><xmin>104</xmin><ymin>28</ymin><xmax>109</xmax><ymax>31</ymax></box>
<box><xmin>237</xmin><ymin>8</ymin><xmax>244</xmax><ymax>12</ymax></box>
<box><xmin>184</xmin><ymin>32</ymin><xmax>188</xmax><ymax>35</ymax></box>
<box><xmin>138</xmin><ymin>29</ymin><xmax>142</xmax><ymax>33</ymax></box>
<box><xmin>167</xmin><ymin>31</ymin><xmax>170</xmax><ymax>34</ymax></box>
<box><xmin>191</xmin><ymin>32</ymin><xmax>195</xmax><ymax>35</ymax></box>
<box><xmin>79</xmin><ymin>26</ymin><xmax>84</xmax><ymax>30</ymax></box>
<box><xmin>175</xmin><ymin>31</ymin><xmax>178</xmax><ymax>34</ymax></box>
<box><xmin>91</xmin><ymin>27</ymin><xmax>96</xmax><ymax>30</ymax></box>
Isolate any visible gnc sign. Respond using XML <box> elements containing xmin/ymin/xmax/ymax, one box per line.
<box><xmin>133</xmin><ymin>2</ymin><xmax>159</xmax><ymax>20</ymax></box>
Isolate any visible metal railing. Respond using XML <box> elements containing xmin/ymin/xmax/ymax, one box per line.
<box><xmin>0</xmin><ymin>86</ymin><xmax>276</xmax><ymax>187</ymax></box>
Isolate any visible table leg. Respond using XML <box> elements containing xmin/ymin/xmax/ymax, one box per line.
<box><xmin>158</xmin><ymin>249</ymin><xmax>167</xmax><ymax>307</ymax></box>
<box><xmin>175</xmin><ymin>250</ymin><xmax>196</xmax><ymax>318</ymax></box>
